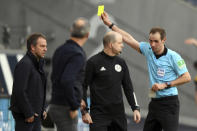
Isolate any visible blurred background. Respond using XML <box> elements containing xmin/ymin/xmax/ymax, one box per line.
<box><xmin>0</xmin><ymin>0</ymin><xmax>197</xmax><ymax>130</ymax></box>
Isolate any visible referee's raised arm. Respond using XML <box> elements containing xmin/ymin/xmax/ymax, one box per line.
<box><xmin>101</xmin><ymin>11</ymin><xmax>141</xmax><ymax>53</ymax></box>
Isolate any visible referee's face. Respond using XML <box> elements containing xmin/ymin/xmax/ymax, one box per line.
<box><xmin>111</xmin><ymin>35</ymin><xmax>124</xmax><ymax>55</ymax></box>
<box><xmin>149</xmin><ymin>32</ymin><xmax>165</xmax><ymax>54</ymax></box>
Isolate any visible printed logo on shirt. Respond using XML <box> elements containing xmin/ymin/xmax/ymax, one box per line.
<box><xmin>100</xmin><ymin>66</ymin><xmax>106</xmax><ymax>71</ymax></box>
<box><xmin>177</xmin><ymin>59</ymin><xmax>186</xmax><ymax>69</ymax></box>
<box><xmin>157</xmin><ymin>68</ymin><xmax>165</xmax><ymax>77</ymax></box>
<box><xmin>115</xmin><ymin>64</ymin><xmax>122</xmax><ymax>72</ymax></box>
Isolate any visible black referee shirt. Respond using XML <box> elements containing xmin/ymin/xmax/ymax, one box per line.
<box><xmin>83</xmin><ymin>51</ymin><xmax>139</xmax><ymax>116</ymax></box>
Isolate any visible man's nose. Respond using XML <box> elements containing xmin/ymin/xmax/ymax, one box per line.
<box><xmin>151</xmin><ymin>42</ymin><xmax>155</xmax><ymax>47</ymax></box>
<box><xmin>44</xmin><ymin>47</ymin><xmax>47</xmax><ymax>52</ymax></box>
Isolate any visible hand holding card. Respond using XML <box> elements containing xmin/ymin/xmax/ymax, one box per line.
<box><xmin>98</xmin><ymin>5</ymin><xmax>104</xmax><ymax>16</ymax></box>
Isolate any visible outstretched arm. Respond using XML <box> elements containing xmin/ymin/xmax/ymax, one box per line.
<box><xmin>101</xmin><ymin>12</ymin><xmax>141</xmax><ymax>53</ymax></box>
<box><xmin>184</xmin><ymin>38</ymin><xmax>197</xmax><ymax>47</ymax></box>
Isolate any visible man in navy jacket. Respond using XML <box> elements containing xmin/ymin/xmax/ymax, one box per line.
<box><xmin>10</xmin><ymin>33</ymin><xmax>48</xmax><ymax>131</ymax></box>
<box><xmin>49</xmin><ymin>17</ymin><xmax>90</xmax><ymax>131</ymax></box>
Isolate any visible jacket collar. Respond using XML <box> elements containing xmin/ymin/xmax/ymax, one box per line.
<box><xmin>101</xmin><ymin>51</ymin><xmax>116</xmax><ymax>59</ymax></box>
<box><xmin>27</xmin><ymin>51</ymin><xmax>39</xmax><ymax>68</ymax></box>
<box><xmin>66</xmin><ymin>39</ymin><xmax>83</xmax><ymax>50</ymax></box>
<box><xmin>27</xmin><ymin>51</ymin><xmax>45</xmax><ymax>73</ymax></box>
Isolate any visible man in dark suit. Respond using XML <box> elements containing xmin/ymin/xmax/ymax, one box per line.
<box><xmin>9</xmin><ymin>33</ymin><xmax>48</xmax><ymax>131</ymax></box>
<box><xmin>49</xmin><ymin>17</ymin><xmax>90</xmax><ymax>131</ymax></box>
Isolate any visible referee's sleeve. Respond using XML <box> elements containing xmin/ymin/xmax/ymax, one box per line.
<box><xmin>122</xmin><ymin>60</ymin><xmax>140</xmax><ymax>111</ymax></box>
<box><xmin>139</xmin><ymin>42</ymin><xmax>149</xmax><ymax>56</ymax></box>
<box><xmin>172</xmin><ymin>52</ymin><xmax>188</xmax><ymax>76</ymax></box>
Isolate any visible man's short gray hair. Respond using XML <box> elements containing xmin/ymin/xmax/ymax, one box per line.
<box><xmin>71</xmin><ymin>17</ymin><xmax>90</xmax><ymax>38</ymax></box>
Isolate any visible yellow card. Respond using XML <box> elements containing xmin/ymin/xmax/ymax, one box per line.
<box><xmin>97</xmin><ymin>5</ymin><xmax>104</xmax><ymax>16</ymax></box>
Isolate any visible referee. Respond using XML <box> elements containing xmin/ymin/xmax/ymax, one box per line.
<box><xmin>101</xmin><ymin>12</ymin><xmax>191</xmax><ymax>131</ymax></box>
<box><xmin>81</xmin><ymin>31</ymin><xmax>141</xmax><ymax>131</ymax></box>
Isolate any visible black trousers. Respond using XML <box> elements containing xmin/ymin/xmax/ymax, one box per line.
<box><xmin>12</xmin><ymin>112</ymin><xmax>41</xmax><ymax>131</ymax></box>
<box><xmin>143</xmin><ymin>95</ymin><xmax>180</xmax><ymax>131</ymax></box>
<box><xmin>90</xmin><ymin>114</ymin><xmax>127</xmax><ymax>131</ymax></box>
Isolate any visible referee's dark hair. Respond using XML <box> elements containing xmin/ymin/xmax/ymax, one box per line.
<box><xmin>71</xmin><ymin>17</ymin><xmax>90</xmax><ymax>38</ymax></box>
<box><xmin>27</xmin><ymin>33</ymin><xmax>46</xmax><ymax>51</ymax></box>
<box><xmin>150</xmin><ymin>27</ymin><xmax>166</xmax><ymax>40</ymax></box>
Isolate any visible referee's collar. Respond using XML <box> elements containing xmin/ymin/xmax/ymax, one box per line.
<box><xmin>154</xmin><ymin>45</ymin><xmax>167</xmax><ymax>59</ymax></box>
<box><xmin>101</xmin><ymin>51</ymin><xmax>116</xmax><ymax>59</ymax></box>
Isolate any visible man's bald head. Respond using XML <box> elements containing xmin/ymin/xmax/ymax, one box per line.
<box><xmin>71</xmin><ymin>17</ymin><xmax>90</xmax><ymax>38</ymax></box>
<box><xmin>103</xmin><ymin>31</ymin><xmax>122</xmax><ymax>47</ymax></box>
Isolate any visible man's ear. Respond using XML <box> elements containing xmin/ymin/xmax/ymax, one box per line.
<box><xmin>162</xmin><ymin>37</ymin><xmax>166</xmax><ymax>43</ymax></box>
<box><xmin>31</xmin><ymin>44</ymin><xmax>35</xmax><ymax>52</ymax></box>
<box><xmin>109</xmin><ymin>43</ymin><xmax>113</xmax><ymax>49</ymax></box>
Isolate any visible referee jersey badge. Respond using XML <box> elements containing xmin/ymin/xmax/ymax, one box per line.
<box><xmin>157</xmin><ymin>68</ymin><xmax>165</xmax><ymax>77</ymax></box>
<box><xmin>115</xmin><ymin>64</ymin><xmax>122</xmax><ymax>72</ymax></box>
<box><xmin>177</xmin><ymin>59</ymin><xmax>186</xmax><ymax>69</ymax></box>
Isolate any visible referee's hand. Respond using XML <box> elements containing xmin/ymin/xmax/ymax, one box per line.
<box><xmin>100</xmin><ymin>11</ymin><xmax>112</xmax><ymax>27</ymax></box>
<box><xmin>151</xmin><ymin>83</ymin><xmax>166</xmax><ymax>91</ymax></box>
<box><xmin>133</xmin><ymin>110</ymin><xmax>141</xmax><ymax>123</ymax></box>
<box><xmin>82</xmin><ymin>113</ymin><xmax>93</xmax><ymax>124</ymax></box>
<box><xmin>80</xmin><ymin>99</ymin><xmax>86</xmax><ymax>110</ymax></box>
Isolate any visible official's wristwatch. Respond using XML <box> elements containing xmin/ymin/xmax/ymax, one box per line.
<box><xmin>165</xmin><ymin>82</ymin><xmax>171</xmax><ymax>89</ymax></box>
<box><xmin>109</xmin><ymin>23</ymin><xmax>114</xmax><ymax>29</ymax></box>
